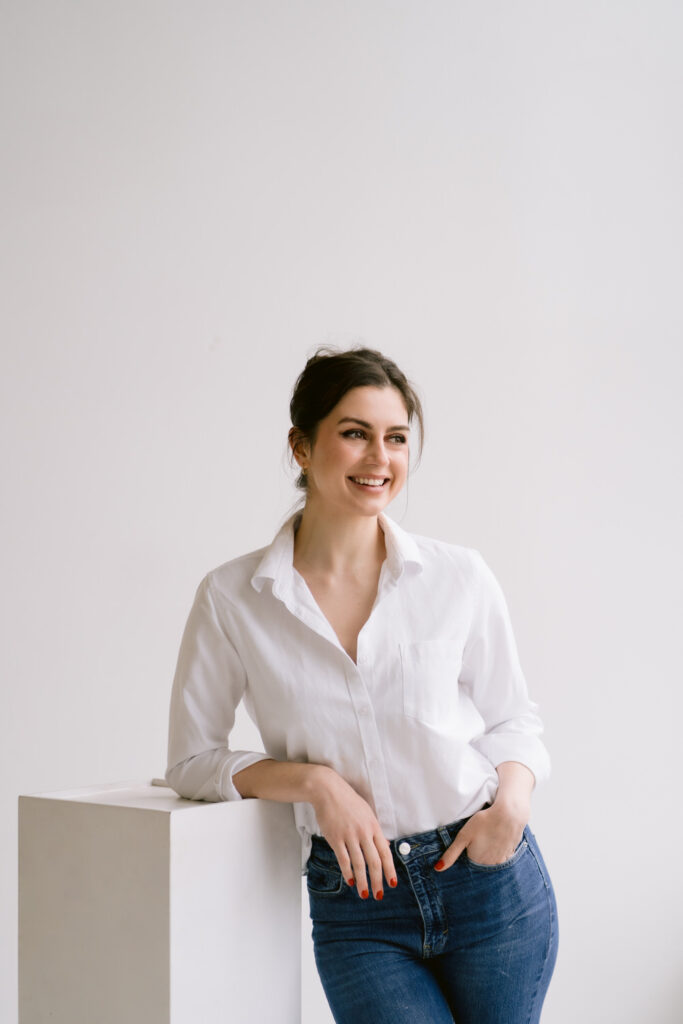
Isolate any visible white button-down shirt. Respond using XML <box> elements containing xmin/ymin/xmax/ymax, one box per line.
<box><xmin>165</xmin><ymin>511</ymin><xmax>550</xmax><ymax>873</ymax></box>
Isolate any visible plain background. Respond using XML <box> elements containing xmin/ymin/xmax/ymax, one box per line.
<box><xmin>2</xmin><ymin>2</ymin><xmax>681</xmax><ymax>1022</ymax></box>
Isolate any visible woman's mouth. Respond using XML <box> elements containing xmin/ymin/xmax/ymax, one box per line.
<box><xmin>349</xmin><ymin>476</ymin><xmax>389</xmax><ymax>490</ymax></box>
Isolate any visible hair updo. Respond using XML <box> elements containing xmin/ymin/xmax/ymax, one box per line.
<box><xmin>288</xmin><ymin>346</ymin><xmax>424</xmax><ymax>492</ymax></box>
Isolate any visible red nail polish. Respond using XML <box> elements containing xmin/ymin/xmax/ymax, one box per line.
<box><xmin>361</xmin><ymin>889</ymin><xmax>369</xmax><ymax>899</ymax></box>
<box><xmin>434</xmin><ymin>859</ymin><xmax>445</xmax><ymax>871</ymax></box>
<box><xmin>389</xmin><ymin>877</ymin><xmax>398</xmax><ymax>887</ymax></box>
<box><xmin>347</xmin><ymin>878</ymin><xmax>355</xmax><ymax>887</ymax></box>
<box><xmin>376</xmin><ymin>890</ymin><xmax>384</xmax><ymax>900</ymax></box>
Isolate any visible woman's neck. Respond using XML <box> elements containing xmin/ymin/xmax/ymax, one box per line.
<box><xmin>293</xmin><ymin>506</ymin><xmax>386</xmax><ymax>577</ymax></box>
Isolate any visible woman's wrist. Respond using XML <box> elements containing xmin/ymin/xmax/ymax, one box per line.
<box><xmin>490</xmin><ymin>792</ymin><xmax>530</xmax><ymax>827</ymax></box>
<box><xmin>492</xmin><ymin>761</ymin><xmax>534</xmax><ymax>822</ymax></box>
<box><xmin>305</xmin><ymin>763</ymin><xmax>345</xmax><ymax>809</ymax></box>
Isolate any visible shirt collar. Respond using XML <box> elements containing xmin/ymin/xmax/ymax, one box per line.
<box><xmin>250</xmin><ymin>510</ymin><xmax>424</xmax><ymax>593</ymax></box>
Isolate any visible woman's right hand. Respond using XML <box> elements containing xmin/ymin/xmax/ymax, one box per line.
<box><xmin>309</xmin><ymin>766</ymin><xmax>398</xmax><ymax>900</ymax></box>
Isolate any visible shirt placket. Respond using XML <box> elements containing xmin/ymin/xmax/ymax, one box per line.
<box><xmin>350</xmin><ymin>561</ymin><xmax>401</xmax><ymax>838</ymax></box>
<box><xmin>347</xmin><ymin>648</ymin><xmax>398</xmax><ymax>839</ymax></box>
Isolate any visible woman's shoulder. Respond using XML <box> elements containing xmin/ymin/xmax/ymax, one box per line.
<box><xmin>398</xmin><ymin>520</ymin><xmax>474</xmax><ymax>561</ymax></box>
<box><xmin>403</xmin><ymin>529</ymin><xmax>503</xmax><ymax>609</ymax></box>
<box><xmin>199</xmin><ymin>543</ymin><xmax>271</xmax><ymax>602</ymax></box>
<box><xmin>396</xmin><ymin>522</ymin><xmax>480</xmax><ymax>585</ymax></box>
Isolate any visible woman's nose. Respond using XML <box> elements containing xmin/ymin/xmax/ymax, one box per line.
<box><xmin>367</xmin><ymin>438</ymin><xmax>389</xmax><ymax>463</ymax></box>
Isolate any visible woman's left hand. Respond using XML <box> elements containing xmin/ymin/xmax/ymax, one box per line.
<box><xmin>435</xmin><ymin>802</ymin><xmax>526</xmax><ymax>869</ymax></box>
<box><xmin>434</xmin><ymin>761</ymin><xmax>534</xmax><ymax>871</ymax></box>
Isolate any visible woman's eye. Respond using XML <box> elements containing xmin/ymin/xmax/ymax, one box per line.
<box><xmin>342</xmin><ymin>429</ymin><xmax>407</xmax><ymax>444</ymax></box>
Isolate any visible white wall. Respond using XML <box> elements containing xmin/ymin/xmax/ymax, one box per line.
<box><xmin>2</xmin><ymin>2</ymin><xmax>681</xmax><ymax>1022</ymax></box>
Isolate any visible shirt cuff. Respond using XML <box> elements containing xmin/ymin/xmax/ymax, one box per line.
<box><xmin>216</xmin><ymin>750</ymin><xmax>274</xmax><ymax>801</ymax></box>
<box><xmin>471</xmin><ymin>734</ymin><xmax>552</xmax><ymax>787</ymax></box>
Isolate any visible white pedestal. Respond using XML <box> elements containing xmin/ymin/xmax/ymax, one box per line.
<box><xmin>18</xmin><ymin>780</ymin><xmax>301</xmax><ymax>1024</ymax></box>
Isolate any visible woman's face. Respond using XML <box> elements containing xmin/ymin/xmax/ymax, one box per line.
<box><xmin>297</xmin><ymin>386</ymin><xmax>411</xmax><ymax>517</ymax></box>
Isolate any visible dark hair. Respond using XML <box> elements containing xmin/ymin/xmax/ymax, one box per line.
<box><xmin>288</xmin><ymin>346</ymin><xmax>424</xmax><ymax>491</ymax></box>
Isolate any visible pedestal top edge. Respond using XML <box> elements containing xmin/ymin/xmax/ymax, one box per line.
<box><xmin>18</xmin><ymin>779</ymin><xmax>222</xmax><ymax>812</ymax></box>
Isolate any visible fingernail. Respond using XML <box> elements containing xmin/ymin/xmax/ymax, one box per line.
<box><xmin>361</xmin><ymin>889</ymin><xmax>369</xmax><ymax>899</ymax></box>
<box><xmin>389</xmin><ymin>877</ymin><xmax>398</xmax><ymax>888</ymax></box>
<box><xmin>347</xmin><ymin>878</ymin><xmax>355</xmax><ymax>887</ymax></box>
<box><xmin>376</xmin><ymin>889</ymin><xmax>384</xmax><ymax>900</ymax></box>
<box><xmin>434</xmin><ymin>859</ymin><xmax>445</xmax><ymax>871</ymax></box>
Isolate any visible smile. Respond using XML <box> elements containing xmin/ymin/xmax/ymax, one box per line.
<box><xmin>349</xmin><ymin>477</ymin><xmax>389</xmax><ymax>488</ymax></box>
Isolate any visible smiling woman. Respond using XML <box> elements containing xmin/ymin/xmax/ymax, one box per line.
<box><xmin>164</xmin><ymin>346</ymin><xmax>558</xmax><ymax>1024</ymax></box>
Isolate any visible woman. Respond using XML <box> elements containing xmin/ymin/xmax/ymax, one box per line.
<box><xmin>165</xmin><ymin>346</ymin><xmax>559</xmax><ymax>1024</ymax></box>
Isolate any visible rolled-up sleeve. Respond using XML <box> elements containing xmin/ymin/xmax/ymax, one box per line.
<box><xmin>165</xmin><ymin>574</ymin><xmax>271</xmax><ymax>801</ymax></box>
<box><xmin>459</xmin><ymin>549</ymin><xmax>551</xmax><ymax>786</ymax></box>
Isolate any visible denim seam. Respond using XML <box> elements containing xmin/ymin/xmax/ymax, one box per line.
<box><xmin>397</xmin><ymin>847</ymin><xmax>433</xmax><ymax>959</ymax></box>
<box><xmin>524</xmin><ymin>835</ymin><xmax>557</xmax><ymax>1024</ymax></box>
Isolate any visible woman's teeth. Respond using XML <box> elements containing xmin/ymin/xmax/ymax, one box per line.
<box><xmin>351</xmin><ymin>477</ymin><xmax>386</xmax><ymax>487</ymax></box>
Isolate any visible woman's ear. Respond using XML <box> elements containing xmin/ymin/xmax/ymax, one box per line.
<box><xmin>288</xmin><ymin>427</ymin><xmax>310</xmax><ymax>470</ymax></box>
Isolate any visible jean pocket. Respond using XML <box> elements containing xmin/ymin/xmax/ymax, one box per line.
<box><xmin>306</xmin><ymin>856</ymin><xmax>344</xmax><ymax>896</ymax></box>
<box><xmin>465</xmin><ymin>830</ymin><xmax>529</xmax><ymax>872</ymax></box>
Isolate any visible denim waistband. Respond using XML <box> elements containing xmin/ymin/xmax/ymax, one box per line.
<box><xmin>310</xmin><ymin>813</ymin><xmax>479</xmax><ymax>861</ymax></box>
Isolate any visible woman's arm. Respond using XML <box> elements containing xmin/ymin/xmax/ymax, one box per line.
<box><xmin>165</xmin><ymin>575</ymin><xmax>272</xmax><ymax>801</ymax></box>
<box><xmin>234</xmin><ymin>759</ymin><xmax>398</xmax><ymax>901</ymax></box>
<box><xmin>458</xmin><ymin>549</ymin><xmax>551</xmax><ymax>786</ymax></box>
<box><xmin>432</xmin><ymin>549</ymin><xmax>549</xmax><ymax>872</ymax></box>
<box><xmin>232</xmin><ymin>758</ymin><xmax>322</xmax><ymax>801</ymax></box>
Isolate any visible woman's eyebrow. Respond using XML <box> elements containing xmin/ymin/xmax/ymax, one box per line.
<box><xmin>337</xmin><ymin>416</ymin><xmax>411</xmax><ymax>432</ymax></box>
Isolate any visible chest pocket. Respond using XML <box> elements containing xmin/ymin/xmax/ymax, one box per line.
<box><xmin>399</xmin><ymin>639</ymin><xmax>463</xmax><ymax>727</ymax></box>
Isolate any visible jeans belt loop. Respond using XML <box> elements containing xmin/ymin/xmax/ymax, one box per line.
<box><xmin>437</xmin><ymin>825</ymin><xmax>453</xmax><ymax>848</ymax></box>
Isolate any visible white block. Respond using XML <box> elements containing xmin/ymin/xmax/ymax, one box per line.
<box><xmin>19</xmin><ymin>781</ymin><xmax>301</xmax><ymax>1024</ymax></box>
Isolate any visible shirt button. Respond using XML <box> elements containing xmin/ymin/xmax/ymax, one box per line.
<box><xmin>398</xmin><ymin>841</ymin><xmax>411</xmax><ymax>856</ymax></box>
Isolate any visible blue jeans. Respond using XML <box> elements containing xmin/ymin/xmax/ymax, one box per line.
<box><xmin>306</xmin><ymin>817</ymin><xmax>559</xmax><ymax>1024</ymax></box>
